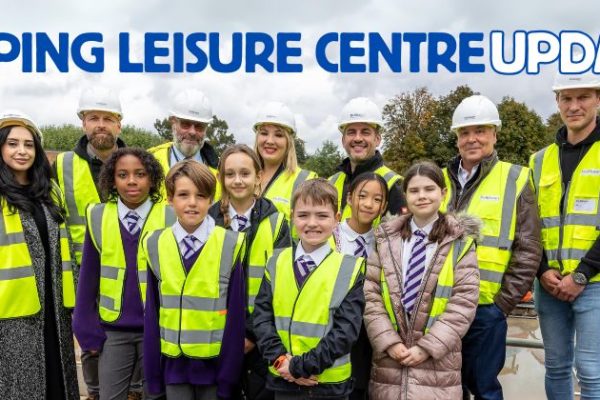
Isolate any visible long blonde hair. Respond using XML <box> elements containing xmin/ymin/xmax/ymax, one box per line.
<box><xmin>253</xmin><ymin>123</ymin><xmax>298</xmax><ymax>175</ymax></box>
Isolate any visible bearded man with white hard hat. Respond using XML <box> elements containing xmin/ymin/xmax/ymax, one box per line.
<box><xmin>440</xmin><ymin>95</ymin><xmax>542</xmax><ymax>400</ymax></box>
<box><xmin>530</xmin><ymin>72</ymin><xmax>600</xmax><ymax>399</ymax></box>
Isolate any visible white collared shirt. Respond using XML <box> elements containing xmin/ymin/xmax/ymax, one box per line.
<box><xmin>336</xmin><ymin>220</ymin><xmax>375</xmax><ymax>258</ymax></box>
<box><xmin>117</xmin><ymin>197</ymin><xmax>152</xmax><ymax>232</ymax></box>
<box><xmin>295</xmin><ymin>241</ymin><xmax>331</xmax><ymax>268</ymax></box>
<box><xmin>401</xmin><ymin>217</ymin><xmax>439</xmax><ymax>283</ymax></box>
<box><xmin>458</xmin><ymin>160</ymin><xmax>479</xmax><ymax>189</ymax></box>
<box><xmin>169</xmin><ymin>144</ymin><xmax>204</xmax><ymax>167</ymax></box>
<box><xmin>228</xmin><ymin>201</ymin><xmax>255</xmax><ymax>232</ymax></box>
<box><xmin>172</xmin><ymin>215</ymin><xmax>216</xmax><ymax>251</ymax></box>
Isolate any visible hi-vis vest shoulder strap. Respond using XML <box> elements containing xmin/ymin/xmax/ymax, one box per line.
<box><xmin>87</xmin><ymin>201</ymin><xmax>176</xmax><ymax>322</ymax></box>
<box><xmin>530</xmin><ymin>142</ymin><xmax>600</xmax><ymax>281</ymax></box>
<box><xmin>329</xmin><ymin>165</ymin><xmax>402</xmax><ymax>226</ymax></box>
<box><xmin>265</xmin><ymin>247</ymin><xmax>364</xmax><ymax>384</ymax></box>
<box><xmin>148</xmin><ymin>143</ymin><xmax>221</xmax><ymax>202</ymax></box>
<box><xmin>381</xmin><ymin>236</ymin><xmax>474</xmax><ymax>333</ymax></box>
<box><xmin>246</xmin><ymin>212</ymin><xmax>286</xmax><ymax>313</ymax></box>
<box><xmin>0</xmin><ymin>200</ymin><xmax>76</xmax><ymax>319</ymax></box>
<box><xmin>263</xmin><ymin>168</ymin><xmax>317</xmax><ymax>222</ymax></box>
<box><xmin>55</xmin><ymin>151</ymin><xmax>100</xmax><ymax>264</ymax></box>
<box><xmin>440</xmin><ymin>162</ymin><xmax>529</xmax><ymax>304</ymax></box>
<box><xmin>143</xmin><ymin>226</ymin><xmax>245</xmax><ymax>359</ymax></box>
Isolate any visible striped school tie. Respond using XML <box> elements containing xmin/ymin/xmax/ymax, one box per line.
<box><xmin>296</xmin><ymin>255</ymin><xmax>317</xmax><ymax>279</ymax></box>
<box><xmin>234</xmin><ymin>214</ymin><xmax>249</xmax><ymax>231</ymax></box>
<box><xmin>180</xmin><ymin>235</ymin><xmax>202</xmax><ymax>260</ymax></box>
<box><xmin>402</xmin><ymin>229</ymin><xmax>428</xmax><ymax>315</ymax></box>
<box><xmin>354</xmin><ymin>235</ymin><xmax>368</xmax><ymax>258</ymax></box>
<box><xmin>124</xmin><ymin>211</ymin><xmax>140</xmax><ymax>235</ymax></box>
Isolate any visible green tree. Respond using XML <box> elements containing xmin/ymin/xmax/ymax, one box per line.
<box><xmin>304</xmin><ymin>140</ymin><xmax>343</xmax><ymax>178</ymax></box>
<box><xmin>545</xmin><ymin>112</ymin><xmax>562</xmax><ymax>145</ymax></box>
<box><xmin>294</xmin><ymin>136</ymin><xmax>309</xmax><ymax>166</ymax></box>
<box><xmin>206</xmin><ymin>115</ymin><xmax>235</xmax><ymax>156</ymax></box>
<box><xmin>41</xmin><ymin>124</ymin><xmax>82</xmax><ymax>151</ymax></box>
<box><xmin>154</xmin><ymin>118</ymin><xmax>172</xmax><ymax>141</ymax></box>
<box><xmin>120</xmin><ymin>125</ymin><xmax>164</xmax><ymax>149</ymax></box>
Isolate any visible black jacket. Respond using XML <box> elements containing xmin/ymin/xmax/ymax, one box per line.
<box><xmin>252</xmin><ymin>244</ymin><xmax>365</xmax><ymax>397</ymax></box>
<box><xmin>537</xmin><ymin>118</ymin><xmax>600</xmax><ymax>280</ymax></box>
<box><xmin>335</xmin><ymin>151</ymin><xmax>406</xmax><ymax>215</ymax></box>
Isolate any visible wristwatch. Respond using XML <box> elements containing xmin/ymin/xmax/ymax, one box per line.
<box><xmin>572</xmin><ymin>271</ymin><xmax>588</xmax><ymax>286</ymax></box>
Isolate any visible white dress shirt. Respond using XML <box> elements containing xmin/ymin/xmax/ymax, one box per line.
<box><xmin>401</xmin><ymin>217</ymin><xmax>439</xmax><ymax>283</ymax></box>
<box><xmin>172</xmin><ymin>215</ymin><xmax>216</xmax><ymax>252</ymax></box>
<box><xmin>458</xmin><ymin>160</ymin><xmax>480</xmax><ymax>189</ymax></box>
<box><xmin>295</xmin><ymin>241</ymin><xmax>331</xmax><ymax>268</ymax></box>
<box><xmin>336</xmin><ymin>220</ymin><xmax>375</xmax><ymax>258</ymax></box>
<box><xmin>117</xmin><ymin>197</ymin><xmax>152</xmax><ymax>232</ymax></box>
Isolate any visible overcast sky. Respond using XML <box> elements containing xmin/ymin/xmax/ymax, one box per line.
<box><xmin>1</xmin><ymin>0</ymin><xmax>598</xmax><ymax>152</ymax></box>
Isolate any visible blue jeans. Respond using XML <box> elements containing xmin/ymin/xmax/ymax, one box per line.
<box><xmin>535</xmin><ymin>280</ymin><xmax>600</xmax><ymax>400</ymax></box>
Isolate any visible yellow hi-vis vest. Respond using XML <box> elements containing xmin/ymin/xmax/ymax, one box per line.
<box><xmin>530</xmin><ymin>142</ymin><xmax>600</xmax><ymax>281</ymax></box>
<box><xmin>86</xmin><ymin>201</ymin><xmax>176</xmax><ymax>321</ymax></box>
<box><xmin>266</xmin><ymin>247</ymin><xmax>364</xmax><ymax>384</ymax></box>
<box><xmin>55</xmin><ymin>151</ymin><xmax>101</xmax><ymax>264</ymax></box>
<box><xmin>440</xmin><ymin>161</ymin><xmax>530</xmax><ymax>304</ymax></box>
<box><xmin>148</xmin><ymin>142</ymin><xmax>221</xmax><ymax>202</ymax></box>
<box><xmin>328</xmin><ymin>165</ymin><xmax>402</xmax><ymax>226</ymax></box>
<box><xmin>263</xmin><ymin>168</ymin><xmax>317</xmax><ymax>223</ymax></box>
<box><xmin>143</xmin><ymin>226</ymin><xmax>245</xmax><ymax>358</ymax></box>
<box><xmin>246</xmin><ymin>212</ymin><xmax>286</xmax><ymax>313</ymax></box>
<box><xmin>0</xmin><ymin>200</ymin><xmax>76</xmax><ymax>319</ymax></box>
<box><xmin>381</xmin><ymin>237</ymin><xmax>475</xmax><ymax>334</ymax></box>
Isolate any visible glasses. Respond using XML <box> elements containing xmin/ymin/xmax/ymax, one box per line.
<box><xmin>177</xmin><ymin>119</ymin><xmax>207</xmax><ymax>131</ymax></box>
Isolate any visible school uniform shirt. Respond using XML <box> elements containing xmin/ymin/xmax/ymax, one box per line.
<box><xmin>294</xmin><ymin>241</ymin><xmax>331</xmax><ymax>268</ymax></box>
<box><xmin>401</xmin><ymin>217</ymin><xmax>439</xmax><ymax>284</ymax></box>
<box><xmin>117</xmin><ymin>197</ymin><xmax>152</xmax><ymax>232</ymax></box>
<box><xmin>144</xmin><ymin>215</ymin><xmax>246</xmax><ymax>399</ymax></box>
<box><xmin>228</xmin><ymin>201</ymin><xmax>254</xmax><ymax>232</ymax></box>
<box><xmin>335</xmin><ymin>220</ymin><xmax>375</xmax><ymax>258</ymax></box>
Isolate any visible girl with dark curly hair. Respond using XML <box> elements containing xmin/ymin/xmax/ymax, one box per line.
<box><xmin>73</xmin><ymin>147</ymin><xmax>175</xmax><ymax>400</ymax></box>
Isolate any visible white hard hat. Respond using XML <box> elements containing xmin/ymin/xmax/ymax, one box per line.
<box><xmin>253</xmin><ymin>101</ymin><xmax>296</xmax><ymax>134</ymax></box>
<box><xmin>77</xmin><ymin>87</ymin><xmax>123</xmax><ymax>120</ymax></box>
<box><xmin>552</xmin><ymin>71</ymin><xmax>600</xmax><ymax>92</ymax></box>
<box><xmin>451</xmin><ymin>95</ymin><xmax>502</xmax><ymax>132</ymax></box>
<box><xmin>169</xmin><ymin>89</ymin><xmax>213</xmax><ymax>124</ymax></box>
<box><xmin>338</xmin><ymin>97</ymin><xmax>383</xmax><ymax>133</ymax></box>
<box><xmin>0</xmin><ymin>109</ymin><xmax>43</xmax><ymax>143</ymax></box>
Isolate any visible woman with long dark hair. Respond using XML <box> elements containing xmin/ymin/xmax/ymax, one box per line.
<box><xmin>0</xmin><ymin>110</ymin><xmax>79</xmax><ymax>400</ymax></box>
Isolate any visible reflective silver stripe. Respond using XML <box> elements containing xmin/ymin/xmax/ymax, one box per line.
<box><xmin>248</xmin><ymin>295</ymin><xmax>257</xmax><ymax>307</ymax></box>
<box><xmin>479</xmin><ymin>269</ymin><xmax>504</xmax><ymax>284</ymax></box>
<box><xmin>0</xmin><ymin>266</ymin><xmax>35</xmax><ymax>280</ymax></box>
<box><xmin>452</xmin><ymin>240</ymin><xmax>466</xmax><ymax>266</ymax></box>
<box><xmin>292</xmin><ymin>170</ymin><xmax>311</xmax><ymax>196</ymax></box>
<box><xmin>100</xmin><ymin>265</ymin><xmax>121</xmax><ymax>280</ymax></box>
<box><xmin>564</xmin><ymin>214</ymin><xmax>600</xmax><ymax>227</ymax></box>
<box><xmin>268</xmin><ymin>213</ymin><xmax>280</xmax><ymax>237</ymax></box>
<box><xmin>99</xmin><ymin>295</ymin><xmax>115</xmax><ymax>310</ymax></box>
<box><xmin>433</xmin><ymin>284</ymin><xmax>453</xmax><ymax>300</ymax></box>
<box><xmin>382</xmin><ymin>170</ymin><xmax>396</xmax><ymax>183</ymax></box>
<box><xmin>480</xmin><ymin>235</ymin><xmax>513</xmax><ymax>249</ymax></box>
<box><xmin>266</xmin><ymin>248</ymin><xmax>285</xmax><ymax>290</ymax></box>
<box><xmin>89</xmin><ymin>203</ymin><xmax>106</xmax><ymax>251</ymax></box>
<box><xmin>180</xmin><ymin>329</ymin><xmax>225</xmax><ymax>344</ymax></box>
<box><xmin>248</xmin><ymin>265</ymin><xmax>265</xmax><ymax>279</ymax></box>
<box><xmin>541</xmin><ymin>216</ymin><xmax>561</xmax><ymax>228</ymax></box>
<box><xmin>146</xmin><ymin>230</ymin><xmax>163</xmax><ymax>280</ymax></box>
<box><xmin>426</xmin><ymin>316</ymin><xmax>438</xmax><ymax>330</ymax></box>
<box><xmin>62</xmin><ymin>261</ymin><xmax>73</xmax><ymax>272</ymax></box>
<box><xmin>217</xmin><ymin>230</ymin><xmax>239</xmax><ymax>302</ymax></box>
<box><xmin>160</xmin><ymin>326</ymin><xmax>180</xmax><ymax>344</ymax></box>
<box><xmin>495</xmin><ymin>164</ymin><xmax>523</xmax><ymax>250</ymax></box>
<box><xmin>290</xmin><ymin>320</ymin><xmax>328</xmax><ymax>338</ymax></box>
<box><xmin>330</xmin><ymin>256</ymin><xmax>359</xmax><ymax>307</ymax></box>
<box><xmin>160</xmin><ymin>295</ymin><xmax>181</xmax><ymax>309</ymax></box>
<box><xmin>62</xmin><ymin>152</ymin><xmax>86</xmax><ymax>226</ymax></box>
<box><xmin>73</xmin><ymin>243</ymin><xmax>84</xmax><ymax>253</ymax></box>
<box><xmin>164</xmin><ymin>206</ymin><xmax>176</xmax><ymax>226</ymax></box>
<box><xmin>531</xmin><ymin>147</ymin><xmax>547</xmax><ymax>190</ymax></box>
<box><xmin>546</xmin><ymin>248</ymin><xmax>590</xmax><ymax>262</ymax></box>
<box><xmin>331</xmin><ymin>354</ymin><xmax>351</xmax><ymax>368</ymax></box>
<box><xmin>182</xmin><ymin>296</ymin><xmax>227</xmax><ymax>311</ymax></box>
<box><xmin>138</xmin><ymin>271</ymin><xmax>147</xmax><ymax>284</ymax></box>
<box><xmin>0</xmin><ymin>213</ymin><xmax>25</xmax><ymax>245</ymax></box>
<box><xmin>275</xmin><ymin>315</ymin><xmax>290</xmax><ymax>331</ymax></box>
<box><xmin>328</xmin><ymin>172</ymin><xmax>342</xmax><ymax>185</ymax></box>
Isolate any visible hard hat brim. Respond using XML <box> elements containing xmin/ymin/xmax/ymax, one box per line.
<box><xmin>451</xmin><ymin>120</ymin><xmax>502</xmax><ymax>132</ymax></box>
<box><xmin>552</xmin><ymin>83</ymin><xmax>600</xmax><ymax>93</ymax></box>
<box><xmin>78</xmin><ymin>108</ymin><xmax>123</xmax><ymax>121</ymax></box>
<box><xmin>169</xmin><ymin>111</ymin><xmax>212</xmax><ymax>124</ymax></box>
<box><xmin>253</xmin><ymin>121</ymin><xmax>295</xmax><ymax>135</ymax></box>
<box><xmin>338</xmin><ymin>120</ymin><xmax>382</xmax><ymax>133</ymax></box>
<box><xmin>0</xmin><ymin>118</ymin><xmax>43</xmax><ymax>142</ymax></box>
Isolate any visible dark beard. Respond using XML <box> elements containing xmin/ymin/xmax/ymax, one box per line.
<box><xmin>89</xmin><ymin>133</ymin><xmax>116</xmax><ymax>151</ymax></box>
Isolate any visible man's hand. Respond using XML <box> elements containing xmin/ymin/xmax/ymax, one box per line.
<box><xmin>244</xmin><ymin>338</ymin><xmax>255</xmax><ymax>354</ymax></box>
<box><xmin>386</xmin><ymin>343</ymin><xmax>409</xmax><ymax>362</ymax></box>
<box><xmin>539</xmin><ymin>269</ymin><xmax>563</xmax><ymax>296</ymax></box>
<box><xmin>554</xmin><ymin>273</ymin><xmax>585</xmax><ymax>302</ymax></box>
<box><xmin>400</xmin><ymin>345</ymin><xmax>430</xmax><ymax>367</ymax></box>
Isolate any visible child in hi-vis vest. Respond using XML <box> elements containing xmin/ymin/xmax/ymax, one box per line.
<box><xmin>364</xmin><ymin>161</ymin><xmax>480</xmax><ymax>400</ymax></box>
<box><xmin>73</xmin><ymin>147</ymin><xmax>174</xmax><ymax>400</ymax></box>
<box><xmin>142</xmin><ymin>160</ymin><xmax>246</xmax><ymax>400</ymax></box>
<box><xmin>253</xmin><ymin>178</ymin><xmax>365</xmax><ymax>400</ymax></box>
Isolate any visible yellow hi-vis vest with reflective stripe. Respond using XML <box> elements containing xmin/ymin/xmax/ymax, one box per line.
<box><xmin>263</xmin><ymin>168</ymin><xmax>317</xmax><ymax>223</ymax></box>
<box><xmin>86</xmin><ymin>201</ymin><xmax>176</xmax><ymax>322</ymax></box>
<box><xmin>0</xmin><ymin>200</ymin><xmax>76</xmax><ymax>319</ymax></box>
<box><xmin>143</xmin><ymin>226</ymin><xmax>245</xmax><ymax>358</ymax></box>
<box><xmin>328</xmin><ymin>165</ymin><xmax>402</xmax><ymax>226</ymax></box>
<box><xmin>530</xmin><ymin>142</ymin><xmax>600</xmax><ymax>281</ymax></box>
<box><xmin>55</xmin><ymin>151</ymin><xmax>101</xmax><ymax>265</ymax></box>
<box><xmin>148</xmin><ymin>142</ymin><xmax>221</xmax><ymax>202</ymax></box>
<box><xmin>265</xmin><ymin>247</ymin><xmax>364</xmax><ymax>384</ymax></box>
<box><xmin>381</xmin><ymin>237</ymin><xmax>475</xmax><ymax>333</ymax></box>
<box><xmin>440</xmin><ymin>162</ymin><xmax>529</xmax><ymax>304</ymax></box>
<box><xmin>246</xmin><ymin>212</ymin><xmax>286</xmax><ymax>313</ymax></box>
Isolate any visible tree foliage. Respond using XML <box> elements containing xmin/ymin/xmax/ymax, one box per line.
<box><xmin>294</xmin><ymin>136</ymin><xmax>309</xmax><ymax>165</ymax></box>
<box><xmin>303</xmin><ymin>140</ymin><xmax>343</xmax><ymax>178</ymax></box>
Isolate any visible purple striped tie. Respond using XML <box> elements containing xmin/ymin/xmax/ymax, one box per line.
<box><xmin>354</xmin><ymin>235</ymin><xmax>368</xmax><ymax>258</ymax></box>
<box><xmin>235</xmin><ymin>215</ymin><xmax>249</xmax><ymax>231</ymax></box>
<box><xmin>294</xmin><ymin>255</ymin><xmax>316</xmax><ymax>286</ymax></box>
<box><xmin>402</xmin><ymin>229</ymin><xmax>428</xmax><ymax>315</ymax></box>
<box><xmin>180</xmin><ymin>235</ymin><xmax>201</xmax><ymax>260</ymax></box>
<box><xmin>124</xmin><ymin>211</ymin><xmax>140</xmax><ymax>235</ymax></box>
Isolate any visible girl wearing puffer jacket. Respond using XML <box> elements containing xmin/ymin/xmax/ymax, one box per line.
<box><xmin>364</xmin><ymin>161</ymin><xmax>480</xmax><ymax>400</ymax></box>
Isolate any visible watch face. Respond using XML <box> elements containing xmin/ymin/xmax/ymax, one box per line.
<box><xmin>573</xmin><ymin>272</ymin><xmax>587</xmax><ymax>285</ymax></box>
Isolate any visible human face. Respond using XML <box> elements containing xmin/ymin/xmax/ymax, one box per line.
<box><xmin>82</xmin><ymin>110</ymin><xmax>121</xmax><ymax>151</ymax></box>
<box><xmin>456</xmin><ymin>125</ymin><xmax>496</xmax><ymax>170</ymax></box>
<box><xmin>172</xmin><ymin>117</ymin><xmax>207</xmax><ymax>158</ymax></box>
<box><xmin>222</xmin><ymin>152</ymin><xmax>260</xmax><ymax>205</ymax></box>
<box><xmin>342</xmin><ymin>122</ymin><xmax>381</xmax><ymax>165</ymax></box>
<box><xmin>1</xmin><ymin>126</ymin><xmax>35</xmax><ymax>184</ymax></box>
<box><xmin>256</xmin><ymin>124</ymin><xmax>288</xmax><ymax>166</ymax></box>
<box><xmin>114</xmin><ymin>154</ymin><xmax>151</xmax><ymax>209</ymax></box>
<box><xmin>293</xmin><ymin>197</ymin><xmax>339</xmax><ymax>253</ymax></box>
<box><xmin>405</xmin><ymin>175</ymin><xmax>447</xmax><ymax>227</ymax></box>
<box><xmin>168</xmin><ymin>176</ymin><xmax>211</xmax><ymax>233</ymax></box>
<box><xmin>348</xmin><ymin>180</ymin><xmax>387</xmax><ymax>228</ymax></box>
<box><xmin>557</xmin><ymin>88</ymin><xmax>600</xmax><ymax>138</ymax></box>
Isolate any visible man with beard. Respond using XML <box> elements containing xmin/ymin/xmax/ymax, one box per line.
<box><xmin>53</xmin><ymin>87</ymin><xmax>134</xmax><ymax>400</ymax></box>
<box><xmin>148</xmin><ymin>89</ymin><xmax>221</xmax><ymax>201</ymax></box>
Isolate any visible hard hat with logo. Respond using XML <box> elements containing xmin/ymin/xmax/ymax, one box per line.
<box><xmin>253</xmin><ymin>101</ymin><xmax>296</xmax><ymax>134</ymax></box>
<box><xmin>169</xmin><ymin>89</ymin><xmax>213</xmax><ymax>124</ymax></box>
<box><xmin>552</xmin><ymin>71</ymin><xmax>600</xmax><ymax>92</ymax></box>
<box><xmin>0</xmin><ymin>109</ymin><xmax>43</xmax><ymax>143</ymax></box>
<box><xmin>77</xmin><ymin>87</ymin><xmax>123</xmax><ymax>120</ymax></box>
<box><xmin>451</xmin><ymin>95</ymin><xmax>502</xmax><ymax>132</ymax></box>
<box><xmin>338</xmin><ymin>97</ymin><xmax>383</xmax><ymax>133</ymax></box>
